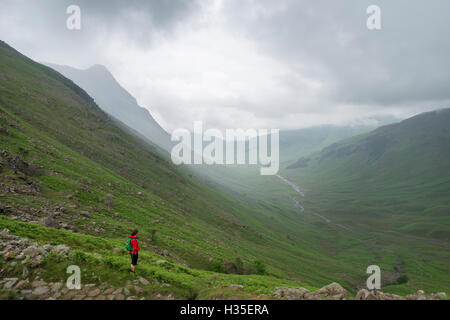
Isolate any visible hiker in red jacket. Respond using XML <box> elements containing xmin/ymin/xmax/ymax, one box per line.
<box><xmin>129</xmin><ymin>229</ymin><xmax>141</xmax><ymax>272</ymax></box>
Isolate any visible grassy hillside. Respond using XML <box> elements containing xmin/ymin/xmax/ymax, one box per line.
<box><xmin>284</xmin><ymin>109</ymin><xmax>450</xmax><ymax>241</ymax></box>
<box><xmin>280</xmin><ymin>125</ymin><xmax>378</xmax><ymax>164</ymax></box>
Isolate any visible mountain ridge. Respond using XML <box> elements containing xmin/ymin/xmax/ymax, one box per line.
<box><xmin>45</xmin><ymin>62</ymin><xmax>173</xmax><ymax>151</ymax></box>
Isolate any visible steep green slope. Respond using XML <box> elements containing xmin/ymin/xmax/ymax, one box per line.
<box><xmin>285</xmin><ymin>109</ymin><xmax>450</xmax><ymax>241</ymax></box>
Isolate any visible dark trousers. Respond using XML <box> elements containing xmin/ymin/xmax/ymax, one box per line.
<box><xmin>130</xmin><ymin>253</ymin><xmax>138</xmax><ymax>266</ymax></box>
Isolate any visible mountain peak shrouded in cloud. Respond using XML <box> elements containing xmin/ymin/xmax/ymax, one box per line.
<box><xmin>1</xmin><ymin>0</ymin><xmax>449</xmax><ymax>131</ymax></box>
<box><xmin>46</xmin><ymin>62</ymin><xmax>172</xmax><ymax>151</ymax></box>
<box><xmin>88</xmin><ymin>64</ymin><xmax>110</xmax><ymax>73</ymax></box>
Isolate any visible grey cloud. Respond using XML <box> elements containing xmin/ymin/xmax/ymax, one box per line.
<box><xmin>0</xmin><ymin>0</ymin><xmax>448</xmax><ymax>131</ymax></box>
<box><xmin>0</xmin><ymin>0</ymin><xmax>199</xmax><ymax>65</ymax></box>
<box><xmin>223</xmin><ymin>0</ymin><xmax>450</xmax><ymax>107</ymax></box>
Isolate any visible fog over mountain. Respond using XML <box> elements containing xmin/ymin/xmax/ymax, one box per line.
<box><xmin>46</xmin><ymin>63</ymin><xmax>172</xmax><ymax>151</ymax></box>
<box><xmin>1</xmin><ymin>0</ymin><xmax>449</xmax><ymax>132</ymax></box>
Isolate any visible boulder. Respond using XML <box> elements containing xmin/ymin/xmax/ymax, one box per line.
<box><xmin>15</xmin><ymin>253</ymin><xmax>25</xmax><ymax>260</ymax></box>
<box><xmin>50</xmin><ymin>282</ymin><xmax>63</xmax><ymax>292</ymax></box>
<box><xmin>20</xmin><ymin>290</ymin><xmax>33</xmax><ymax>298</ymax></box>
<box><xmin>273</xmin><ymin>287</ymin><xmax>310</xmax><ymax>300</ymax></box>
<box><xmin>305</xmin><ymin>282</ymin><xmax>348</xmax><ymax>300</ymax></box>
<box><xmin>138</xmin><ymin>277</ymin><xmax>149</xmax><ymax>285</ymax></box>
<box><xmin>79</xmin><ymin>211</ymin><xmax>90</xmax><ymax>217</ymax></box>
<box><xmin>416</xmin><ymin>290</ymin><xmax>427</xmax><ymax>300</ymax></box>
<box><xmin>32</xmin><ymin>280</ymin><xmax>47</xmax><ymax>288</ymax></box>
<box><xmin>29</xmin><ymin>255</ymin><xmax>42</xmax><ymax>268</ymax></box>
<box><xmin>103</xmin><ymin>288</ymin><xmax>114</xmax><ymax>295</ymax></box>
<box><xmin>87</xmin><ymin>288</ymin><xmax>101</xmax><ymax>297</ymax></box>
<box><xmin>431</xmin><ymin>292</ymin><xmax>447</xmax><ymax>300</ymax></box>
<box><xmin>63</xmin><ymin>291</ymin><xmax>77</xmax><ymax>300</ymax></box>
<box><xmin>14</xmin><ymin>279</ymin><xmax>29</xmax><ymax>290</ymax></box>
<box><xmin>4</xmin><ymin>251</ymin><xmax>14</xmax><ymax>260</ymax></box>
<box><xmin>52</xmin><ymin>244</ymin><xmax>71</xmax><ymax>256</ymax></box>
<box><xmin>229</xmin><ymin>284</ymin><xmax>244</xmax><ymax>291</ymax></box>
<box><xmin>22</xmin><ymin>246</ymin><xmax>44</xmax><ymax>258</ymax></box>
<box><xmin>33</xmin><ymin>286</ymin><xmax>50</xmax><ymax>296</ymax></box>
<box><xmin>3</xmin><ymin>277</ymin><xmax>18</xmax><ymax>289</ymax></box>
<box><xmin>41</xmin><ymin>217</ymin><xmax>59</xmax><ymax>229</ymax></box>
<box><xmin>355</xmin><ymin>289</ymin><xmax>404</xmax><ymax>300</ymax></box>
<box><xmin>134</xmin><ymin>286</ymin><xmax>144</xmax><ymax>294</ymax></box>
<box><xmin>112</xmin><ymin>288</ymin><xmax>122</xmax><ymax>295</ymax></box>
<box><xmin>0</xmin><ymin>228</ymin><xmax>11</xmax><ymax>239</ymax></box>
<box><xmin>381</xmin><ymin>292</ymin><xmax>405</xmax><ymax>300</ymax></box>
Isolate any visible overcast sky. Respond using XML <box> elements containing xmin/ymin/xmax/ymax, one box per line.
<box><xmin>1</xmin><ymin>0</ymin><xmax>449</xmax><ymax>132</ymax></box>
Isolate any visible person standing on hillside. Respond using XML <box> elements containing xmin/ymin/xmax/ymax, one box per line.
<box><xmin>126</xmin><ymin>229</ymin><xmax>141</xmax><ymax>273</ymax></box>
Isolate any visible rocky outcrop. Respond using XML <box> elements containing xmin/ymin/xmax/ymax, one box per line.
<box><xmin>355</xmin><ymin>289</ymin><xmax>404</xmax><ymax>300</ymax></box>
<box><xmin>272</xmin><ymin>283</ymin><xmax>446</xmax><ymax>300</ymax></box>
<box><xmin>273</xmin><ymin>287</ymin><xmax>310</xmax><ymax>300</ymax></box>
<box><xmin>304</xmin><ymin>282</ymin><xmax>349</xmax><ymax>300</ymax></box>
<box><xmin>352</xmin><ymin>289</ymin><xmax>446</xmax><ymax>300</ymax></box>
<box><xmin>272</xmin><ymin>283</ymin><xmax>348</xmax><ymax>300</ymax></box>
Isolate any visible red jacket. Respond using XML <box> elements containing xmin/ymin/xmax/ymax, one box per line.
<box><xmin>129</xmin><ymin>235</ymin><xmax>140</xmax><ymax>254</ymax></box>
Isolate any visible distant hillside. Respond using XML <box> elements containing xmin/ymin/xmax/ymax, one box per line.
<box><xmin>45</xmin><ymin>63</ymin><xmax>172</xmax><ymax>151</ymax></box>
<box><xmin>285</xmin><ymin>109</ymin><xmax>450</xmax><ymax>241</ymax></box>
<box><xmin>280</xmin><ymin>125</ymin><xmax>379</xmax><ymax>165</ymax></box>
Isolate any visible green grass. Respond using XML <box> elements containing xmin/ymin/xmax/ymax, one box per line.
<box><xmin>0</xmin><ymin>216</ymin><xmax>315</xmax><ymax>298</ymax></box>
